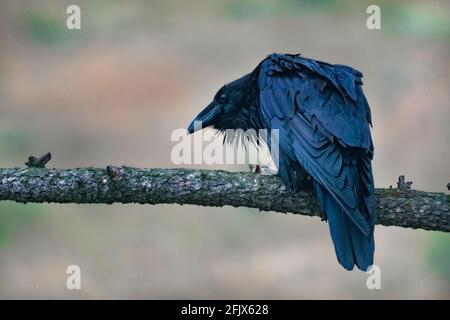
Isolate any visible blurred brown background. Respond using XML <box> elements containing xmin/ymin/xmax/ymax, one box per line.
<box><xmin>0</xmin><ymin>0</ymin><xmax>449</xmax><ymax>299</ymax></box>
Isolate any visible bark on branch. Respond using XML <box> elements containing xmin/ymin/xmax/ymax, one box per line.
<box><xmin>0</xmin><ymin>167</ymin><xmax>448</xmax><ymax>232</ymax></box>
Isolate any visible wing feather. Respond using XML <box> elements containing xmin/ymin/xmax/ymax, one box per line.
<box><xmin>259</xmin><ymin>54</ymin><xmax>375</xmax><ymax>237</ymax></box>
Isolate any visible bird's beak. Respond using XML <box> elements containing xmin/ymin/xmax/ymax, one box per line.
<box><xmin>187</xmin><ymin>102</ymin><xmax>221</xmax><ymax>134</ymax></box>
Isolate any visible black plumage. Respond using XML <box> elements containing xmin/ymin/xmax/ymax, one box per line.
<box><xmin>188</xmin><ymin>53</ymin><xmax>376</xmax><ymax>271</ymax></box>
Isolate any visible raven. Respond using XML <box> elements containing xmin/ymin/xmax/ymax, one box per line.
<box><xmin>188</xmin><ymin>53</ymin><xmax>375</xmax><ymax>271</ymax></box>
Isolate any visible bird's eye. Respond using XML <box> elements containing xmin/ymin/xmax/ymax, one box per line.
<box><xmin>218</xmin><ymin>93</ymin><xmax>227</xmax><ymax>103</ymax></box>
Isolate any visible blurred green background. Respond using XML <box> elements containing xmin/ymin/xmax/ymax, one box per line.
<box><xmin>0</xmin><ymin>0</ymin><xmax>449</xmax><ymax>299</ymax></box>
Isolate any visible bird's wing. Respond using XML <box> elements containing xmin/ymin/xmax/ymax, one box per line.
<box><xmin>258</xmin><ymin>54</ymin><xmax>375</xmax><ymax>236</ymax></box>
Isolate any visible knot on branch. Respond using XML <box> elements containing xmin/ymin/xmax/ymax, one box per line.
<box><xmin>397</xmin><ymin>175</ymin><xmax>413</xmax><ymax>190</ymax></box>
<box><xmin>106</xmin><ymin>165</ymin><xmax>124</xmax><ymax>182</ymax></box>
<box><xmin>25</xmin><ymin>152</ymin><xmax>52</xmax><ymax>168</ymax></box>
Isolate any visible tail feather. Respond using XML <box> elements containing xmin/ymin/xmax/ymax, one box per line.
<box><xmin>315</xmin><ymin>183</ymin><xmax>374</xmax><ymax>271</ymax></box>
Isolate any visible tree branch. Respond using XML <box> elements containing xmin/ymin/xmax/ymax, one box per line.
<box><xmin>0</xmin><ymin>166</ymin><xmax>448</xmax><ymax>232</ymax></box>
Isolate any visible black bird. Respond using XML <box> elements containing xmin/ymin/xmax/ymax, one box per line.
<box><xmin>188</xmin><ymin>53</ymin><xmax>375</xmax><ymax>271</ymax></box>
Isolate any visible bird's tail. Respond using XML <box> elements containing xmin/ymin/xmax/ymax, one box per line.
<box><xmin>314</xmin><ymin>183</ymin><xmax>374</xmax><ymax>271</ymax></box>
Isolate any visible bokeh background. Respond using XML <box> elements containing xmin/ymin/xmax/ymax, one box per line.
<box><xmin>0</xmin><ymin>0</ymin><xmax>449</xmax><ymax>299</ymax></box>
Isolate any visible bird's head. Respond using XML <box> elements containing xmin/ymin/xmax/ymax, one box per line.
<box><xmin>187</xmin><ymin>67</ymin><xmax>261</xmax><ymax>135</ymax></box>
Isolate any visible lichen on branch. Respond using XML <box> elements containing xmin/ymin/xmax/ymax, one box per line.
<box><xmin>0</xmin><ymin>166</ymin><xmax>448</xmax><ymax>232</ymax></box>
